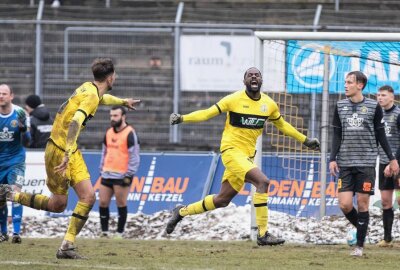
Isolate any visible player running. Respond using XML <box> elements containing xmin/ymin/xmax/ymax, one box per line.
<box><xmin>0</xmin><ymin>84</ymin><xmax>31</xmax><ymax>244</ymax></box>
<box><xmin>0</xmin><ymin>58</ymin><xmax>140</xmax><ymax>259</ymax></box>
<box><xmin>166</xmin><ymin>67</ymin><xmax>320</xmax><ymax>245</ymax></box>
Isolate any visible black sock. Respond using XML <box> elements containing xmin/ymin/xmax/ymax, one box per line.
<box><xmin>117</xmin><ymin>206</ymin><xmax>128</xmax><ymax>234</ymax></box>
<box><xmin>356</xmin><ymin>211</ymin><xmax>369</xmax><ymax>247</ymax></box>
<box><xmin>344</xmin><ymin>207</ymin><xmax>358</xmax><ymax>227</ymax></box>
<box><xmin>383</xmin><ymin>208</ymin><xmax>394</xmax><ymax>242</ymax></box>
<box><xmin>99</xmin><ymin>207</ymin><xmax>109</xmax><ymax>232</ymax></box>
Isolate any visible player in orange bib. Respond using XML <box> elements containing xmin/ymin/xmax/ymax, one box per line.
<box><xmin>166</xmin><ymin>67</ymin><xmax>320</xmax><ymax>245</ymax></box>
<box><xmin>0</xmin><ymin>58</ymin><xmax>140</xmax><ymax>259</ymax></box>
<box><xmin>98</xmin><ymin>106</ymin><xmax>140</xmax><ymax>239</ymax></box>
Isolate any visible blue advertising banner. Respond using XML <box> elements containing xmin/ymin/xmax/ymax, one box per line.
<box><xmin>286</xmin><ymin>40</ymin><xmax>400</xmax><ymax>94</ymax></box>
<box><xmin>209</xmin><ymin>154</ymin><xmax>341</xmax><ymax>218</ymax></box>
<box><xmin>51</xmin><ymin>152</ymin><xmax>217</xmax><ymax>216</ymax></box>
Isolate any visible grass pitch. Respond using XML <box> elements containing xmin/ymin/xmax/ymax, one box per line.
<box><xmin>0</xmin><ymin>238</ymin><xmax>398</xmax><ymax>270</ymax></box>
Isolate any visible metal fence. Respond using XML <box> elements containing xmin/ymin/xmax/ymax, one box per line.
<box><xmin>2</xmin><ymin>2</ymin><xmax>400</xmax><ymax>151</ymax></box>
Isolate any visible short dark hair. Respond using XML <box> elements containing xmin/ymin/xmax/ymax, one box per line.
<box><xmin>92</xmin><ymin>58</ymin><xmax>114</xmax><ymax>82</ymax></box>
<box><xmin>347</xmin><ymin>71</ymin><xmax>368</xmax><ymax>90</ymax></box>
<box><xmin>378</xmin><ymin>85</ymin><xmax>394</xmax><ymax>93</ymax></box>
<box><xmin>243</xmin><ymin>67</ymin><xmax>262</xmax><ymax>79</ymax></box>
<box><xmin>111</xmin><ymin>105</ymin><xmax>126</xmax><ymax>115</ymax></box>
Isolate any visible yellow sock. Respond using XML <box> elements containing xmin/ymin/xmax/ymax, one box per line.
<box><xmin>64</xmin><ymin>201</ymin><xmax>92</xmax><ymax>243</ymax></box>
<box><xmin>179</xmin><ymin>195</ymin><xmax>216</xmax><ymax>217</ymax></box>
<box><xmin>14</xmin><ymin>192</ymin><xmax>50</xmax><ymax>211</ymax></box>
<box><xmin>253</xmin><ymin>192</ymin><xmax>268</xmax><ymax>237</ymax></box>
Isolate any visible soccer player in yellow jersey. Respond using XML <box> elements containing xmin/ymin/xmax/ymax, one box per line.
<box><xmin>0</xmin><ymin>58</ymin><xmax>140</xmax><ymax>259</ymax></box>
<box><xmin>166</xmin><ymin>67</ymin><xmax>320</xmax><ymax>245</ymax></box>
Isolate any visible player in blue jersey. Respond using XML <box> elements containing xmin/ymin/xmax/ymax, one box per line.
<box><xmin>0</xmin><ymin>84</ymin><xmax>31</xmax><ymax>244</ymax></box>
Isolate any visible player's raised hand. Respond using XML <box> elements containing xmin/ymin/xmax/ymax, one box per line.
<box><xmin>124</xmin><ymin>98</ymin><xmax>141</xmax><ymax>111</ymax></box>
<box><xmin>303</xmin><ymin>137</ymin><xmax>320</xmax><ymax>151</ymax></box>
<box><xmin>170</xmin><ymin>113</ymin><xmax>182</xmax><ymax>125</ymax></box>
<box><xmin>54</xmin><ymin>155</ymin><xmax>70</xmax><ymax>176</ymax></box>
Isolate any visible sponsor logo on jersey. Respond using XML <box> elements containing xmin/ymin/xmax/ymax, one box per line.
<box><xmin>0</xmin><ymin>127</ymin><xmax>14</xmax><ymax>141</ymax></box>
<box><xmin>347</xmin><ymin>113</ymin><xmax>364</xmax><ymax>129</ymax></box>
<box><xmin>384</xmin><ymin>122</ymin><xmax>392</xmax><ymax>136</ymax></box>
<box><xmin>229</xmin><ymin>111</ymin><xmax>267</xmax><ymax>129</ymax></box>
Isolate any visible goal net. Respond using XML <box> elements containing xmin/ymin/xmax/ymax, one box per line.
<box><xmin>252</xmin><ymin>32</ymin><xmax>400</xmax><ymax>240</ymax></box>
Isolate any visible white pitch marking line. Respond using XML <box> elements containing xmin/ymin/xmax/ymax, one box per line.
<box><xmin>0</xmin><ymin>261</ymin><xmax>138</xmax><ymax>270</ymax></box>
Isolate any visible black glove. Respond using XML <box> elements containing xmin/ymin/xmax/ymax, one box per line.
<box><xmin>170</xmin><ymin>113</ymin><xmax>183</xmax><ymax>125</ymax></box>
<box><xmin>303</xmin><ymin>137</ymin><xmax>320</xmax><ymax>151</ymax></box>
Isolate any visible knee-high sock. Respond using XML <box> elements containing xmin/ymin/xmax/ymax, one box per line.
<box><xmin>14</xmin><ymin>192</ymin><xmax>49</xmax><ymax>211</ymax></box>
<box><xmin>179</xmin><ymin>195</ymin><xmax>216</xmax><ymax>217</ymax></box>
<box><xmin>99</xmin><ymin>207</ymin><xmax>109</xmax><ymax>232</ymax></box>
<box><xmin>356</xmin><ymin>211</ymin><xmax>369</xmax><ymax>247</ymax></box>
<box><xmin>383</xmin><ymin>208</ymin><xmax>394</xmax><ymax>242</ymax></box>
<box><xmin>344</xmin><ymin>207</ymin><xmax>358</xmax><ymax>227</ymax></box>
<box><xmin>0</xmin><ymin>205</ymin><xmax>8</xmax><ymax>234</ymax></box>
<box><xmin>117</xmin><ymin>206</ymin><xmax>127</xmax><ymax>233</ymax></box>
<box><xmin>64</xmin><ymin>201</ymin><xmax>92</xmax><ymax>243</ymax></box>
<box><xmin>253</xmin><ymin>192</ymin><xmax>268</xmax><ymax>237</ymax></box>
<box><xmin>12</xmin><ymin>202</ymin><xmax>23</xmax><ymax>235</ymax></box>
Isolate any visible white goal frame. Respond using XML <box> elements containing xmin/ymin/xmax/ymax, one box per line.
<box><xmin>251</xmin><ymin>31</ymin><xmax>400</xmax><ymax>240</ymax></box>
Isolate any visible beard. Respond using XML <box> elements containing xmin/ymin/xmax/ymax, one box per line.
<box><xmin>246</xmin><ymin>84</ymin><xmax>261</xmax><ymax>92</ymax></box>
<box><xmin>111</xmin><ymin>119</ymin><xmax>122</xmax><ymax>128</ymax></box>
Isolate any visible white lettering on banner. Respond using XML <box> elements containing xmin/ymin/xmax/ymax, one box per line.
<box><xmin>180</xmin><ymin>35</ymin><xmax>254</xmax><ymax>92</ymax></box>
<box><xmin>147</xmin><ymin>193</ymin><xmax>184</xmax><ymax>202</ymax></box>
<box><xmin>363</xmin><ymin>51</ymin><xmax>388</xmax><ymax>81</ymax></box>
<box><xmin>96</xmin><ymin>192</ymin><xmax>184</xmax><ymax>203</ymax></box>
<box><xmin>389</xmin><ymin>52</ymin><xmax>400</xmax><ymax>81</ymax></box>
<box><xmin>23</xmin><ymin>151</ymin><xmax>51</xmax><ymax>217</ymax></box>
<box><xmin>349</xmin><ymin>51</ymin><xmax>400</xmax><ymax>83</ymax></box>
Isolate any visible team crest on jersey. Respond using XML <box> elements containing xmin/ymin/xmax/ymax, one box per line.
<box><xmin>260</xmin><ymin>104</ymin><xmax>267</xmax><ymax>112</ymax></box>
<box><xmin>360</xmin><ymin>106</ymin><xmax>368</xmax><ymax>114</ymax></box>
<box><xmin>10</xmin><ymin>120</ymin><xmax>18</xmax><ymax>128</ymax></box>
<box><xmin>0</xmin><ymin>127</ymin><xmax>14</xmax><ymax>141</ymax></box>
<box><xmin>389</xmin><ymin>115</ymin><xmax>395</xmax><ymax>122</ymax></box>
<box><xmin>347</xmin><ymin>113</ymin><xmax>364</xmax><ymax>129</ymax></box>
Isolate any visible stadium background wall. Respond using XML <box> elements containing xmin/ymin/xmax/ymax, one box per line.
<box><xmin>18</xmin><ymin>150</ymin><xmax>384</xmax><ymax>218</ymax></box>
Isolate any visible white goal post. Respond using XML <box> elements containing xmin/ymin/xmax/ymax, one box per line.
<box><xmin>251</xmin><ymin>31</ymin><xmax>400</xmax><ymax>240</ymax></box>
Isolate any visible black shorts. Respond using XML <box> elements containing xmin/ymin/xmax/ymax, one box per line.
<box><xmin>378</xmin><ymin>163</ymin><xmax>400</xmax><ymax>190</ymax></box>
<box><xmin>101</xmin><ymin>177</ymin><xmax>132</xmax><ymax>188</ymax></box>
<box><xmin>337</xmin><ymin>167</ymin><xmax>375</xmax><ymax>195</ymax></box>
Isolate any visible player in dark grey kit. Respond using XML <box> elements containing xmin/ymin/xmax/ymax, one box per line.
<box><xmin>376</xmin><ymin>85</ymin><xmax>400</xmax><ymax>247</ymax></box>
<box><xmin>329</xmin><ymin>71</ymin><xmax>399</xmax><ymax>257</ymax></box>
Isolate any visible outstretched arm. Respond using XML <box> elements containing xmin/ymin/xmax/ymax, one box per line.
<box><xmin>270</xmin><ymin>116</ymin><xmax>306</xmax><ymax>143</ymax></box>
<box><xmin>100</xmin><ymin>94</ymin><xmax>140</xmax><ymax>110</ymax></box>
<box><xmin>170</xmin><ymin>105</ymin><xmax>221</xmax><ymax>125</ymax></box>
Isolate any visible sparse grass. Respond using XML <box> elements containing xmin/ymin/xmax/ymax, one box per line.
<box><xmin>0</xmin><ymin>238</ymin><xmax>399</xmax><ymax>270</ymax></box>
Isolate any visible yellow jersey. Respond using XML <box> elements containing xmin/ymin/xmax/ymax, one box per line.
<box><xmin>183</xmin><ymin>90</ymin><xmax>306</xmax><ymax>155</ymax></box>
<box><xmin>50</xmin><ymin>82</ymin><xmax>101</xmax><ymax>152</ymax></box>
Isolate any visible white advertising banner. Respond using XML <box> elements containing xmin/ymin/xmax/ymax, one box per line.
<box><xmin>180</xmin><ymin>35</ymin><xmax>255</xmax><ymax>92</ymax></box>
<box><xmin>22</xmin><ymin>151</ymin><xmax>51</xmax><ymax>216</ymax></box>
